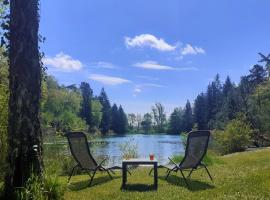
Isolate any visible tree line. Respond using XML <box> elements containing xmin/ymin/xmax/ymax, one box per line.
<box><xmin>41</xmin><ymin>75</ymin><xmax>128</xmax><ymax>134</ymax></box>
<box><xmin>127</xmin><ymin>54</ymin><xmax>270</xmax><ymax>146</ymax></box>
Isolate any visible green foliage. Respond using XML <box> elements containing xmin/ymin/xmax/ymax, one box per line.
<box><xmin>183</xmin><ymin>100</ymin><xmax>193</xmax><ymax>132</ymax></box>
<box><xmin>141</xmin><ymin>113</ymin><xmax>153</xmax><ymax>134</ymax></box>
<box><xmin>80</xmin><ymin>82</ymin><xmax>93</xmax><ymax>128</ymax></box>
<box><xmin>91</xmin><ymin>99</ymin><xmax>103</xmax><ymax>129</ymax></box>
<box><xmin>214</xmin><ymin>115</ymin><xmax>252</xmax><ymax>154</ymax></box>
<box><xmin>248</xmin><ymin>80</ymin><xmax>270</xmax><ymax>145</ymax></box>
<box><xmin>152</xmin><ymin>102</ymin><xmax>166</xmax><ymax>133</ymax></box>
<box><xmin>193</xmin><ymin>93</ymin><xmax>208</xmax><ymax>130</ymax></box>
<box><xmin>41</xmin><ymin>76</ymin><xmax>87</xmax><ymax>133</ymax></box>
<box><xmin>118</xmin><ymin>105</ymin><xmax>128</xmax><ymax>134</ymax></box>
<box><xmin>110</xmin><ymin>104</ymin><xmax>128</xmax><ymax>134</ymax></box>
<box><xmin>168</xmin><ymin>108</ymin><xmax>183</xmax><ymax>134</ymax></box>
<box><xmin>15</xmin><ymin>173</ymin><xmax>66</xmax><ymax>200</ymax></box>
<box><xmin>99</xmin><ymin>88</ymin><xmax>111</xmax><ymax>134</ymax></box>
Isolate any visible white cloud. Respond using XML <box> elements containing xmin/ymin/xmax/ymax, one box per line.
<box><xmin>133</xmin><ymin>88</ymin><xmax>142</xmax><ymax>97</ymax></box>
<box><xmin>134</xmin><ymin>61</ymin><xmax>198</xmax><ymax>71</ymax></box>
<box><xmin>181</xmin><ymin>44</ymin><xmax>205</xmax><ymax>55</ymax></box>
<box><xmin>134</xmin><ymin>61</ymin><xmax>176</xmax><ymax>70</ymax></box>
<box><xmin>125</xmin><ymin>34</ymin><xmax>176</xmax><ymax>51</ymax></box>
<box><xmin>89</xmin><ymin>61</ymin><xmax>117</xmax><ymax>69</ymax></box>
<box><xmin>133</xmin><ymin>83</ymin><xmax>165</xmax><ymax>97</ymax></box>
<box><xmin>43</xmin><ymin>52</ymin><xmax>83</xmax><ymax>72</ymax></box>
<box><xmin>89</xmin><ymin>74</ymin><xmax>131</xmax><ymax>85</ymax></box>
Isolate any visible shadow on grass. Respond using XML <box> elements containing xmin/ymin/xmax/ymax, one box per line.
<box><xmin>68</xmin><ymin>175</ymin><xmax>121</xmax><ymax>191</ymax></box>
<box><xmin>160</xmin><ymin>175</ymin><xmax>215</xmax><ymax>191</ymax></box>
<box><xmin>121</xmin><ymin>184</ymin><xmax>156</xmax><ymax>192</ymax></box>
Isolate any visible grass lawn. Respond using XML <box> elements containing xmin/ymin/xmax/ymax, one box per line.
<box><xmin>62</xmin><ymin>148</ymin><xmax>270</xmax><ymax>200</ymax></box>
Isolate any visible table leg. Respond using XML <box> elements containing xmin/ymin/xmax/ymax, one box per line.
<box><xmin>122</xmin><ymin>163</ymin><xmax>127</xmax><ymax>188</ymax></box>
<box><xmin>154</xmin><ymin>163</ymin><xmax>158</xmax><ymax>189</ymax></box>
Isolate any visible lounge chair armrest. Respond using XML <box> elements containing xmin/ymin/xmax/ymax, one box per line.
<box><xmin>168</xmin><ymin>157</ymin><xmax>178</xmax><ymax>167</ymax></box>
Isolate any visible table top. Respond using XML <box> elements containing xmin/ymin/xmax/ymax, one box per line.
<box><xmin>122</xmin><ymin>158</ymin><xmax>158</xmax><ymax>164</ymax></box>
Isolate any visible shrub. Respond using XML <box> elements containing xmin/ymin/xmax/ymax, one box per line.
<box><xmin>214</xmin><ymin>116</ymin><xmax>252</xmax><ymax>154</ymax></box>
<box><xmin>119</xmin><ymin>139</ymin><xmax>138</xmax><ymax>160</ymax></box>
<box><xmin>15</xmin><ymin>173</ymin><xmax>66</xmax><ymax>200</ymax></box>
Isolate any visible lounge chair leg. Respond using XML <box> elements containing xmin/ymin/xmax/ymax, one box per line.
<box><xmin>68</xmin><ymin>165</ymin><xmax>78</xmax><ymax>183</ymax></box>
<box><xmin>165</xmin><ymin>169</ymin><xmax>173</xmax><ymax>180</ymax></box>
<box><xmin>179</xmin><ymin>169</ymin><xmax>189</xmax><ymax>187</ymax></box>
<box><xmin>201</xmin><ymin>164</ymin><xmax>213</xmax><ymax>182</ymax></box>
<box><xmin>106</xmin><ymin>169</ymin><xmax>113</xmax><ymax>179</ymax></box>
<box><xmin>187</xmin><ymin>168</ymin><xmax>194</xmax><ymax>179</ymax></box>
<box><xmin>88</xmin><ymin>169</ymin><xmax>97</xmax><ymax>186</ymax></box>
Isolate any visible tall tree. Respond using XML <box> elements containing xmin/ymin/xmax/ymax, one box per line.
<box><xmin>141</xmin><ymin>113</ymin><xmax>152</xmax><ymax>134</ymax></box>
<box><xmin>206</xmin><ymin>74</ymin><xmax>223</xmax><ymax>128</ymax></box>
<box><xmin>168</xmin><ymin>107</ymin><xmax>183</xmax><ymax>134</ymax></box>
<box><xmin>182</xmin><ymin>100</ymin><xmax>193</xmax><ymax>132</ymax></box>
<box><xmin>118</xmin><ymin>105</ymin><xmax>128</xmax><ymax>134</ymax></box>
<box><xmin>247</xmin><ymin>64</ymin><xmax>267</xmax><ymax>88</ymax></box>
<box><xmin>152</xmin><ymin>102</ymin><xmax>166</xmax><ymax>132</ymax></box>
<box><xmin>80</xmin><ymin>82</ymin><xmax>93</xmax><ymax>127</ymax></box>
<box><xmin>193</xmin><ymin>93</ymin><xmax>208</xmax><ymax>130</ymax></box>
<box><xmin>98</xmin><ymin>88</ymin><xmax>111</xmax><ymax>134</ymax></box>
<box><xmin>110</xmin><ymin>104</ymin><xmax>119</xmax><ymax>133</ymax></box>
<box><xmin>5</xmin><ymin>0</ymin><xmax>43</xmax><ymax>196</ymax></box>
<box><xmin>219</xmin><ymin>76</ymin><xmax>241</xmax><ymax>125</ymax></box>
<box><xmin>91</xmin><ymin>99</ymin><xmax>103</xmax><ymax>129</ymax></box>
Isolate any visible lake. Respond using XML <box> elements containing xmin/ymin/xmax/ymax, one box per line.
<box><xmin>45</xmin><ymin>134</ymin><xmax>185</xmax><ymax>166</ymax></box>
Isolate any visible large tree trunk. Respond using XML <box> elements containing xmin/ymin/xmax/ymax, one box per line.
<box><xmin>4</xmin><ymin>0</ymin><xmax>43</xmax><ymax>196</ymax></box>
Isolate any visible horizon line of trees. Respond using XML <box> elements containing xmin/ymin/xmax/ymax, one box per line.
<box><xmin>41</xmin><ymin>75</ymin><xmax>128</xmax><ymax>135</ymax></box>
<box><xmin>127</xmin><ymin>54</ymin><xmax>270</xmax><ymax>146</ymax></box>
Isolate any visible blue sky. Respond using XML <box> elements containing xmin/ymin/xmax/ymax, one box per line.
<box><xmin>40</xmin><ymin>0</ymin><xmax>270</xmax><ymax>115</ymax></box>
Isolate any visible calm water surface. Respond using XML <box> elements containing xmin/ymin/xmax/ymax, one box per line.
<box><xmin>89</xmin><ymin>134</ymin><xmax>185</xmax><ymax>166</ymax></box>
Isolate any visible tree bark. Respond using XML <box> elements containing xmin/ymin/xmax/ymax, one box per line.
<box><xmin>4</xmin><ymin>0</ymin><xmax>43</xmax><ymax>196</ymax></box>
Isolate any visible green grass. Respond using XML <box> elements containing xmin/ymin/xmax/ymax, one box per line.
<box><xmin>60</xmin><ymin>148</ymin><xmax>270</xmax><ymax>200</ymax></box>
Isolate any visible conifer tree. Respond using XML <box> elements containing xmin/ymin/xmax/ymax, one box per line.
<box><xmin>80</xmin><ymin>82</ymin><xmax>93</xmax><ymax>127</ymax></box>
<box><xmin>99</xmin><ymin>88</ymin><xmax>111</xmax><ymax>134</ymax></box>
<box><xmin>183</xmin><ymin>100</ymin><xmax>193</xmax><ymax>132</ymax></box>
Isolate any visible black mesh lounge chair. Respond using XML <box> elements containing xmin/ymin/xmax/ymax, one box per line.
<box><xmin>150</xmin><ymin>130</ymin><xmax>213</xmax><ymax>187</ymax></box>
<box><xmin>66</xmin><ymin>131</ymin><xmax>126</xmax><ymax>186</ymax></box>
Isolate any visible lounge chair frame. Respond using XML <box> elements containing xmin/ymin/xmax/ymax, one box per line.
<box><xmin>66</xmin><ymin>132</ymin><xmax>124</xmax><ymax>186</ymax></box>
<box><xmin>150</xmin><ymin>130</ymin><xmax>213</xmax><ymax>187</ymax></box>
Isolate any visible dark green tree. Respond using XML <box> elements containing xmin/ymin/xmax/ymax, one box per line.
<box><xmin>168</xmin><ymin>107</ymin><xmax>183</xmax><ymax>134</ymax></box>
<box><xmin>141</xmin><ymin>113</ymin><xmax>152</xmax><ymax>134</ymax></box>
<box><xmin>247</xmin><ymin>64</ymin><xmax>267</xmax><ymax>87</ymax></box>
<box><xmin>80</xmin><ymin>82</ymin><xmax>93</xmax><ymax>128</ymax></box>
<box><xmin>194</xmin><ymin>93</ymin><xmax>208</xmax><ymax>130</ymax></box>
<box><xmin>110</xmin><ymin>104</ymin><xmax>119</xmax><ymax>133</ymax></box>
<box><xmin>98</xmin><ymin>88</ymin><xmax>111</xmax><ymax>134</ymax></box>
<box><xmin>206</xmin><ymin>74</ymin><xmax>223</xmax><ymax>128</ymax></box>
<box><xmin>118</xmin><ymin>105</ymin><xmax>128</xmax><ymax>134</ymax></box>
<box><xmin>182</xmin><ymin>100</ymin><xmax>193</xmax><ymax>132</ymax></box>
